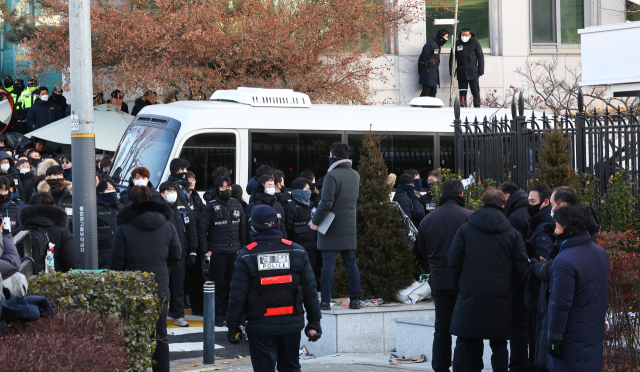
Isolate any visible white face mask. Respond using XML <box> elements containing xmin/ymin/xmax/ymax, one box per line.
<box><xmin>104</xmin><ymin>189</ymin><xmax>116</xmax><ymax>194</ymax></box>
<box><xmin>40</xmin><ymin>95</ymin><xmax>49</xmax><ymax>101</ymax></box>
<box><xmin>550</xmin><ymin>210</ymin><xmax>554</xmax><ymax>218</ymax></box>
<box><xmin>0</xmin><ymin>163</ymin><xmax>9</xmax><ymax>172</ymax></box>
<box><xmin>461</xmin><ymin>36</ymin><xmax>470</xmax><ymax>43</ymax></box>
<box><xmin>164</xmin><ymin>192</ymin><xmax>177</xmax><ymax>203</ymax></box>
<box><xmin>19</xmin><ymin>168</ymin><xmax>29</xmax><ymax>174</ymax></box>
<box><xmin>265</xmin><ymin>187</ymin><xmax>276</xmax><ymax>195</ymax></box>
<box><xmin>133</xmin><ymin>179</ymin><xmax>148</xmax><ymax>187</ymax></box>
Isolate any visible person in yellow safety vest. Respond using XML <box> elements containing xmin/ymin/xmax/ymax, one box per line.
<box><xmin>3</xmin><ymin>76</ymin><xmax>14</xmax><ymax>94</ymax></box>
<box><xmin>18</xmin><ymin>76</ymin><xmax>38</xmax><ymax>113</ymax></box>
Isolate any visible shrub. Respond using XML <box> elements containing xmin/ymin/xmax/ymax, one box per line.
<box><xmin>599</xmin><ymin>172</ymin><xmax>639</xmax><ymax>232</ymax></box>
<box><xmin>599</xmin><ymin>231</ymin><xmax>640</xmax><ymax>371</ymax></box>
<box><xmin>28</xmin><ymin>271</ymin><xmax>161</xmax><ymax>371</ymax></box>
<box><xmin>430</xmin><ymin>168</ymin><xmax>496</xmax><ymax>211</ymax></box>
<box><xmin>333</xmin><ymin>132</ymin><xmax>415</xmax><ymax>301</ymax></box>
<box><xmin>534</xmin><ymin>129</ymin><xmax>578</xmax><ymax>189</ymax></box>
<box><xmin>0</xmin><ymin>309</ymin><xmax>127</xmax><ymax>371</ymax></box>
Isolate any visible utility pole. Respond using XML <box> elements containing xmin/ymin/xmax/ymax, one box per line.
<box><xmin>448</xmin><ymin>0</ymin><xmax>459</xmax><ymax>107</ymax></box>
<box><xmin>69</xmin><ymin>0</ymin><xmax>98</xmax><ymax>269</ymax></box>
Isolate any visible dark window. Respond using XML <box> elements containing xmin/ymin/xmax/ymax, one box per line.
<box><xmin>426</xmin><ymin>0</ymin><xmax>491</xmax><ymax>48</ymax></box>
<box><xmin>440</xmin><ymin>136</ymin><xmax>455</xmax><ymax>171</ymax></box>
<box><xmin>179</xmin><ymin>133</ymin><xmax>236</xmax><ymax>191</ymax></box>
<box><xmin>348</xmin><ymin>134</ymin><xmax>435</xmax><ymax>184</ymax></box>
<box><xmin>531</xmin><ymin>0</ymin><xmax>584</xmax><ymax>46</ymax></box>
<box><xmin>111</xmin><ymin>125</ymin><xmax>175</xmax><ymax>188</ymax></box>
<box><xmin>250</xmin><ymin>132</ymin><xmax>341</xmax><ymax>186</ymax></box>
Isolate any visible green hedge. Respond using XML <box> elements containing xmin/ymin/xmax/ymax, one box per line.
<box><xmin>28</xmin><ymin>271</ymin><xmax>161</xmax><ymax>372</ymax></box>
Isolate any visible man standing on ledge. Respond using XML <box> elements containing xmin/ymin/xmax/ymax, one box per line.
<box><xmin>449</xmin><ymin>27</ymin><xmax>484</xmax><ymax>107</ymax></box>
<box><xmin>418</xmin><ymin>28</ymin><xmax>450</xmax><ymax>97</ymax></box>
<box><xmin>310</xmin><ymin>142</ymin><xmax>362</xmax><ymax>310</ymax></box>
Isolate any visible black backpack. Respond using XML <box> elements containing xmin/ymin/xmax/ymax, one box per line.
<box><xmin>28</xmin><ymin>228</ymin><xmax>51</xmax><ymax>275</ymax></box>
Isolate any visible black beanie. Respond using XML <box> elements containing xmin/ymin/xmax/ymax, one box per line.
<box><xmin>250</xmin><ymin>205</ymin><xmax>280</xmax><ymax>233</ymax></box>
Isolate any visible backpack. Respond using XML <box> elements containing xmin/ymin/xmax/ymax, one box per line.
<box><xmin>28</xmin><ymin>228</ymin><xmax>51</xmax><ymax>275</ymax></box>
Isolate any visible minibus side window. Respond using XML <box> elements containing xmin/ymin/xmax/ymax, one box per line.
<box><xmin>179</xmin><ymin>133</ymin><xmax>236</xmax><ymax>191</ymax></box>
<box><xmin>440</xmin><ymin>136</ymin><xmax>455</xmax><ymax>171</ymax></box>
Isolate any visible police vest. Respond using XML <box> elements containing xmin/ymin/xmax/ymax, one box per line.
<box><xmin>18</xmin><ymin>88</ymin><xmax>37</xmax><ymax>109</ymax></box>
<box><xmin>425</xmin><ymin>40</ymin><xmax>441</xmax><ymax>68</ymax></box>
<box><xmin>244</xmin><ymin>239</ymin><xmax>303</xmax><ymax>320</ymax></box>
<box><xmin>5</xmin><ymin>86</ymin><xmax>13</xmax><ymax>93</ymax></box>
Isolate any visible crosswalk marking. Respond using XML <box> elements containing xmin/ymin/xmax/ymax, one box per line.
<box><xmin>169</xmin><ymin>342</ymin><xmax>225</xmax><ymax>352</ymax></box>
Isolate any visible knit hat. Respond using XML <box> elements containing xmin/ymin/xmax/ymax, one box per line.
<box><xmin>250</xmin><ymin>205</ymin><xmax>280</xmax><ymax>233</ymax></box>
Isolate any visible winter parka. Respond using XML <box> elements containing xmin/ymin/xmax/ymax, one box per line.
<box><xmin>96</xmin><ymin>197</ymin><xmax>125</xmax><ymax>269</ymax></box>
<box><xmin>197</xmin><ymin>196</ymin><xmax>247</xmax><ymax>254</ymax></box>
<box><xmin>246</xmin><ymin>192</ymin><xmax>287</xmax><ymax>241</ymax></box>
<box><xmin>448</xmin><ymin>33</ymin><xmax>485</xmax><ymax>80</ymax></box>
<box><xmin>284</xmin><ymin>198</ymin><xmax>317</xmax><ymax>252</ymax></box>
<box><xmin>393</xmin><ymin>183</ymin><xmax>426</xmax><ymax>228</ymax></box>
<box><xmin>418</xmin><ymin>37</ymin><xmax>445</xmax><ymax>88</ymax></box>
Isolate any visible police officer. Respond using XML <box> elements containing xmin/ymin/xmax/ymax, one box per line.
<box><xmin>449</xmin><ymin>27</ymin><xmax>485</xmax><ymax>107</ymax></box>
<box><xmin>17</xmin><ymin>76</ymin><xmax>38</xmax><ymax>116</ymax></box>
<box><xmin>9</xmin><ymin>79</ymin><xmax>25</xmax><ymax>133</ymax></box>
<box><xmin>197</xmin><ymin>176</ymin><xmax>247</xmax><ymax>326</ymax></box>
<box><xmin>158</xmin><ymin>181</ymin><xmax>198</xmax><ymax>328</ymax></box>
<box><xmin>226</xmin><ymin>205</ymin><xmax>322</xmax><ymax>372</ymax></box>
<box><xmin>284</xmin><ymin>177</ymin><xmax>318</xmax><ymax>271</ymax></box>
<box><xmin>4</xmin><ymin>76</ymin><xmax>13</xmax><ymax>93</ymax></box>
<box><xmin>418</xmin><ymin>28</ymin><xmax>450</xmax><ymax>97</ymax></box>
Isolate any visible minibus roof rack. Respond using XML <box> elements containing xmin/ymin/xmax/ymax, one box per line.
<box><xmin>210</xmin><ymin>87</ymin><xmax>312</xmax><ymax>108</ymax></box>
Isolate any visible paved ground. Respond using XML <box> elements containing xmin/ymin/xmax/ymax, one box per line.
<box><xmin>170</xmin><ymin>353</ymin><xmax>435</xmax><ymax>371</ymax></box>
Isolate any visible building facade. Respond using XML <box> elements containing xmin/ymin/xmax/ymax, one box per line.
<box><xmin>374</xmin><ymin>0</ymin><xmax>634</xmax><ymax>106</ymax></box>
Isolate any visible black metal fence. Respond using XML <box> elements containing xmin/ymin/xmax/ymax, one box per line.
<box><xmin>453</xmin><ymin>90</ymin><xmax>640</xmax><ymax>196</ymax></box>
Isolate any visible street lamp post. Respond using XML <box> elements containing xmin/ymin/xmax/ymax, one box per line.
<box><xmin>69</xmin><ymin>0</ymin><xmax>98</xmax><ymax>269</ymax></box>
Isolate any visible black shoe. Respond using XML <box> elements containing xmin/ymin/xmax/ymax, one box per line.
<box><xmin>319</xmin><ymin>302</ymin><xmax>331</xmax><ymax>311</ymax></box>
<box><xmin>349</xmin><ymin>298</ymin><xmax>361</xmax><ymax>310</ymax></box>
<box><xmin>215</xmin><ymin>316</ymin><xmax>226</xmax><ymax>327</ymax></box>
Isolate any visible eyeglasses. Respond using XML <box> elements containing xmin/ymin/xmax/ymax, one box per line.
<box><xmin>62</xmin><ymin>160</ymin><xmax>70</xmax><ymax>165</ymax></box>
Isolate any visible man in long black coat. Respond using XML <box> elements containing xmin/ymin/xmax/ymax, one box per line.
<box><xmin>448</xmin><ymin>188</ymin><xmax>529</xmax><ymax>372</ymax></box>
<box><xmin>449</xmin><ymin>28</ymin><xmax>485</xmax><ymax>107</ymax></box>
<box><xmin>499</xmin><ymin>181</ymin><xmax>532</xmax><ymax>372</ymax></box>
<box><xmin>418</xmin><ymin>28</ymin><xmax>449</xmax><ymax>98</ymax></box>
<box><xmin>418</xmin><ymin>179</ymin><xmax>472</xmax><ymax>372</ymax></box>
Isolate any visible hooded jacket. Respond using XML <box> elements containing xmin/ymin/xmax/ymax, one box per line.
<box><xmin>18</xmin><ymin>204</ymin><xmax>79</xmax><ymax>272</ymax></box>
<box><xmin>19</xmin><ymin>168</ymin><xmax>36</xmax><ymax>202</ymax></box>
<box><xmin>198</xmin><ymin>195</ymin><xmax>246</xmax><ymax>254</ymax></box>
<box><xmin>50</xmin><ymin>94</ymin><xmax>68</xmax><ymax>118</ymax></box>
<box><xmin>393</xmin><ymin>183</ymin><xmax>426</xmax><ymax>227</ymax></box>
<box><xmin>505</xmin><ymin>190</ymin><xmax>531</xmax><ymax>241</ymax></box>
<box><xmin>26</xmin><ymin>98</ymin><xmax>62</xmax><ymax>131</ymax></box>
<box><xmin>96</xmin><ymin>196</ymin><xmax>125</xmax><ymax>269</ymax></box>
<box><xmin>37</xmin><ymin>180</ymin><xmax>73</xmax><ymax>232</ymax></box>
<box><xmin>547</xmin><ymin>233</ymin><xmax>608</xmax><ymax>372</ymax></box>
<box><xmin>110</xmin><ymin>201</ymin><xmax>182</xmax><ymax>301</ymax></box>
<box><xmin>418</xmin><ymin>36</ymin><xmax>446</xmax><ymax>88</ymax></box>
<box><xmin>0</xmin><ymin>151</ymin><xmax>26</xmax><ymax>201</ymax></box>
<box><xmin>284</xmin><ymin>198</ymin><xmax>317</xmax><ymax>252</ymax></box>
<box><xmin>0</xmin><ymin>199</ymin><xmax>20</xmax><ymax>235</ymax></box>
<box><xmin>448</xmin><ymin>205</ymin><xmax>529</xmax><ymax>340</ymax></box>
<box><xmin>449</xmin><ymin>32</ymin><xmax>485</xmax><ymax>81</ymax></box>
<box><xmin>36</xmin><ymin>159</ymin><xmax>59</xmax><ymax>177</ymax></box>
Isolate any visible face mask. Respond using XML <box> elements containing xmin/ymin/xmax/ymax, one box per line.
<box><xmin>527</xmin><ymin>202</ymin><xmax>542</xmax><ymax>217</ymax></box>
<box><xmin>164</xmin><ymin>192</ymin><xmax>177</xmax><ymax>204</ymax></box>
<box><xmin>219</xmin><ymin>189</ymin><xmax>231</xmax><ymax>201</ymax></box>
<box><xmin>414</xmin><ymin>179</ymin><xmax>423</xmax><ymax>191</ymax></box>
<box><xmin>310</xmin><ymin>183</ymin><xmax>316</xmax><ymax>191</ymax></box>
<box><xmin>461</xmin><ymin>36</ymin><xmax>470</xmax><ymax>43</ymax></box>
<box><xmin>265</xmin><ymin>187</ymin><xmax>276</xmax><ymax>196</ymax></box>
<box><xmin>0</xmin><ymin>163</ymin><xmax>9</xmax><ymax>172</ymax></box>
<box><xmin>29</xmin><ymin>158</ymin><xmax>40</xmax><ymax>167</ymax></box>
<box><xmin>133</xmin><ymin>179</ymin><xmax>148</xmax><ymax>187</ymax></box>
<box><xmin>40</xmin><ymin>95</ymin><xmax>49</xmax><ymax>102</ymax></box>
<box><xmin>99</xmin><ymin>191</ymin><xmax>118</xmax><ymax>203</ymax></box>
<box><xmin>20</xmin><ymin>168</ymin><xmax>29</xmax><ymax>174</ymax></box>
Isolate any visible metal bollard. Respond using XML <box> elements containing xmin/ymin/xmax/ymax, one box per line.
<box><xmin>203</xmin><ymin>281</ymin><xmax>216</xmax><ymax>364</ymax></box>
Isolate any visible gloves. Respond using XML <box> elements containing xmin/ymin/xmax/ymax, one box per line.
<box><xmin>304</xmin><ymin>322</ymin><xmax>322</xmax><ymax>342</ymax></box>
<box><xmin>186</xmin><ymin>254</ymin><xmax>196</xmax><ymax>268</ymax></box>
<box><xmin>547</xmin><ymin>336</ymin><xmax>564</xmax><ymax>359</ymax></box>
<box><xmin>227</xmin><ymin>327</ymin><xmax>242</xmax><ymax>344</ymax></box>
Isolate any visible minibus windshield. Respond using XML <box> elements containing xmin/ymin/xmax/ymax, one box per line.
<box><xmin>110</xmin><ymin>125</ymin><xmax>175</xmax><ymax>188</ymax></box>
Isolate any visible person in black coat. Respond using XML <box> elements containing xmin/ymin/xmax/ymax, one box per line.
<box><xmin>448</xmin><ymin>188</ymin><xmax>529</xmax><ymax>372</ymax></box>
<box><xmin>284</xmin><ymin>178</ymin><xmax>317</xmax><ymax>269</ymax></box>
<box><xmin>546</xmin><ymin>206</ymin><xmax>608</xmax><ymax>372</ymax></box>
<box><xmin>231</xmin><ymin>184</ymin><xmax>248</xmax><ymax>210</ymax></box>
<box><xmin>418</xmin><ymin>179</ymin><xmax>472</xmax><ymax>372</ymax></box>
<box><xmin>550</xmin><ymin>186</ymin><xmax>600</xmax><ymax>243</ymax></box>
<box><xmin>418</xmin><ymin>28</ymin><xmax>449</xmax><ymax>97</ymax></box>
<box><xmin>197</xmin><ymin>176</ymin><xmax>246</xmax><ymax>326</ymax></box>
<box><xmin>245</xmin><ymin>174</ymin><xmax>287</xmax><ymax>241</ymax></box>
<box><xmin>524</xmin><ymin>184</ymin><xmax>555</xmax><ymax>372</ymax></box>
<box><xmin>130</xmin><ymin>90</ymin><xmax>157</xmax><ymax>116</ymax></box>
<box><xmin>393</xmin><ymin>173</ymin><xmax>426</xmax><ymax>228</ymax></box>
<box><xmin>166</xmin><ymin>158</ymin><xmax>198</xmax><ymax>214</ymax></box>
<box><xmin>26</xmin><ymin>87</ymin><xmax>62</xmax><ymax>131</ymax></box>
<box><xmin>246</xmin><ymin>165</ymin><xmax>273</xmax><ymax>197</ymax></box>
<box><xmin>37</xmin><ymin>166</ymin><xmax>73</xmax><ymax>232</ymax></box>
<box><xmin>185</xmin><ymin>171</ymin><xmax>205</xmax><ymax>214</ymax></box>
<box><xmin>17</xmin><ymin>159</ymin><xmax>35</xmax><ymax>203</ymax></box>
<box><xmin>96</xmin><ymin>179</ymin><xmax>125</xmax><ymax>269</ymax></box>
<box><xmin>0</xmin><ymin>151</ymin><xmax>26</xmax><ymax>202</ymax></box>
<box><xmin>0</xmin><ymin>176</ymin><xmax>20</xmax><ymax>235</ymax></box>
<box><xmin>226</xmin><ymin>205</ymin><xmax>322</xmax><ymax>372</ymax></box>
<box><xmin>110</xmin><ymin>185</ymin><xmax>182</xmax><ymax>372</ymax></box>
<box><xmin>118</xmin><ymin>167</ymin><xmax>160</xmax><ymax>205</ymax></box>
<box><xmin>50</xmin><ymin>87</ymin><xmax>69</xmax><ymax>118</ymax></box>
<box><xmin>18</xmin><ymin>192</ymin><xmax>79</xmax><ymax>272</ymax></box>
<box><xmin>158</xmin><ymin>181</ymin><xmax>198</xmax><ymax>327</ymax></box>
<box><xmin>499</xmin><ymin>181</ymin><xmax>531</xmax><ymax>372</ymax></box>
<box><xmin>449</xmin><ymin>28</ymin><xmax>485</xmax><ymax>107</ymax></box>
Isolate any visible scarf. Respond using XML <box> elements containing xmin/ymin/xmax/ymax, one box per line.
<box><xmin>292</xmin><ymin>189</ymin><xmax>312</xmax><ymax>206</ymax></box>
<box><xmin>46</xmin><ymin>179</ymin><xmax>66</xmax><ymax>191</ymax></box>
<box><xmin>327</xmin><ymin>158</ymin><xmax>352</xmax><ymax>172</ymax></box>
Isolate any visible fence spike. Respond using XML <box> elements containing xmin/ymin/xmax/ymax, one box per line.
<box><xmin>510</xmin><ymin>96</ymin><xmax>516</xmax><ymax>119</ymax></box>
<box><xmin>617</xmin><ymin>105</ymin><xmax>621</xmax><ymax>116</ymax></box>
<box><xmin>518</xmin><ymin>91</ymin><xmax>524</xmax><ymax>117</ymax></box>
<box><xmin>577</xmin><ymin>87</ymin><xmax>584</xmax><ymax>113</ymax></box>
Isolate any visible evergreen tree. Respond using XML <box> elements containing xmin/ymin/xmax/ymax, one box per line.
<box><xmin>535</xmin><ymin>129</ymin><xmax>577</xmax><ymax>189</ymax></box>
<box><xmin>333</xmin><ymin>133</ymin><xmax>415</xmax><ymax>301</ymax></box>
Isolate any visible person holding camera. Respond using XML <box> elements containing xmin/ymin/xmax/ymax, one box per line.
<box><xmin>226</xmin><ymin>205</ymin><xmax>322</xmax><ymax>372</ymax></box>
